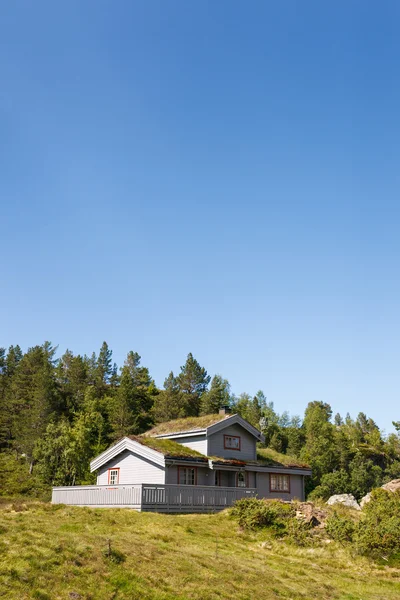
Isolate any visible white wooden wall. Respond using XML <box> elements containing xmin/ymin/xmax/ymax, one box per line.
<box><xmin>96</xmin><ymin>449</ymin><xmax>165</xmax><ymax>485</ymax></box>
<box><xmin>173</xmin><ymin>434</ymin><xmax>208</xmax><ymax>455</ymax></box>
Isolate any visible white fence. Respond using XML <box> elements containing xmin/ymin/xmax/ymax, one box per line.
<box><xmin>52</xmin><ymin>483</ymin><xmax>256</xmax><ymax>512</ymax></box>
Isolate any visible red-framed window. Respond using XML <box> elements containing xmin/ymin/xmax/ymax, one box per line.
<box><xmin>270</xmin><ymin>474</ymin><xmax>290</xmax><ymax>493</ymax></box>
<box><xmin>236</xmin><ymin>471</ymin><xmax>248</xmax><ymax>488</ymax></box>
<box><xmin>178</xmin><ymin>466</ymin><xmax>197</xmax><ymax>485</ymax></box>
<box><xmin>108</xmin><ymin>468</ymin><xmax>120</xmax><ymax>485</ymax></box>
<box><xmin>224</xmin><ymin>435</ymin><xmax>241</xmax><ymax>451</ymax></box>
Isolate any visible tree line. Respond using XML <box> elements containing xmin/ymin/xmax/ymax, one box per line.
<box><xmin>0</xmin><ymin>341</ymin><xmax>398</xmax><ymax>500</ymax></box>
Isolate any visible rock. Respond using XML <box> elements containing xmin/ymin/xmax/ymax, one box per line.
<box><xmin>295</xmin><ymin>502</ymin><xmax>328</xmax><ymax>528</ymax></box>
<box><xmin>360</xmin><ymin>479</ymin><xmax>400</xmax><ymax>509</ymax></box>
<box><xmin>360</xmin><ymin>492</ymin><xmax>371</xmax><ymax>508</ymax></box>
<box><xmin>326</xmin><ymin>494</ymin><xmax>361</xmax><ymax>510</ymax></box>
<box><xmin>382</xmin><ymin>479</ymin><xmax>400</xmax><ymax>493</ymax></box>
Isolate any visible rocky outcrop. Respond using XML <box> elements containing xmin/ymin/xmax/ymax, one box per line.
<box><xmin>295</xmin><ymin>502</ymin><xmax>328</xmax><ymax>528</ymax></box>
<box><xmin>382</xmin><ymin>479</ymin><xmax>400</xmax><ymax>493</ymax></box>
<box><xmin>326</xmin><ymin>494</ymin><xmax>361</xmax><ymax>510</ymax></box>
<box><xmin>360</xmin><ymin>479</ymin><xmax>400</xmax><ymax>508</ymax></box>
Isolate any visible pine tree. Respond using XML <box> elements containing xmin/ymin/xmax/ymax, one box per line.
<box><xmin>200</xmin><ymin>375</ymin><xmax>231</xmax><ymax>415</ymax></box>
<box><xmin>11</xmin><ymin>343</ymin><xmax>59</xmax><ymax>471</ymax></box>
<box><xmin>95</xmin><ymin>342</ymin><xmax>114</xmax><ymax>393</ymax></box>
<box><xmin>56</xmin><ymin>350</ymin><xmax>89</xmax><ymax>415</ymax></box>
<box><xmin>176</xmin><ymin>353</ymin><xmax>210</xmax><ymax>416</ymax></box>
<box><xmin>152</xmin><ymin>372</ymin><xmax>186</xmax><ymax>422</ymax></box>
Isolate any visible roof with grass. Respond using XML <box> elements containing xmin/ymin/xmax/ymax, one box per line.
<box><xmin>128</xmin><ymin>436</ymin><xmax>208</xmax><ymax>461</ymax></box>
<box><xmin>145</xmin><ymin>414</ymin><xmax>231</xmax><ymax>437</ymax></box>
<box><xmin>255</xmin><ymin>447</ymin><xmax>310</xmax><ymax>469</ymax></box>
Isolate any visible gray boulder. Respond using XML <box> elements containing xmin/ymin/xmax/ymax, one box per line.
<box><xmin>326</xmin><ymin>494</ymin><xmax>361</xmax><ymax>510</ymax></box>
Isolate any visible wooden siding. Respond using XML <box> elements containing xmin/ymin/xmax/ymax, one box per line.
<box><xmin>173</xmin><ymin>434</ymin><xmax>208</xmax><ymax>455</ymax></box>
<box><xmin>52</xmin><ymin>484</ymin><xmax>256</xmax><ymax>512</ymax></box>
<box><xmin>96</xmin><ymin>449</ymin><xmax>165</xmax><ymax>486</ymax></box>
<box><xmin>166</xmin><ymin>465</ymin><xmax>211</xmax><ymax>485</ymax></box>
<box><xmin>256</xmin><ymin>472</ymin><xmax>305</xmax><ymax>501</ymax></box>
<box><xmin>208</xmin><ymin>424</ymin><xmax>257</xmax><ymax>461</ymax></box>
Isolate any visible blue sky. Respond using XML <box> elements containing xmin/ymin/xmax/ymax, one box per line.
<box><xmin>1</xmin><ymin>1</ymin><xmax>399</xmax><ymax>432</ymax></box>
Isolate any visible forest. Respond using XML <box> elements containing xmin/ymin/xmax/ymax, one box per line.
<box><xmin>0</xmin><ymin>341</ymin><xmax>399</xmax><ymax>500</ymax></box>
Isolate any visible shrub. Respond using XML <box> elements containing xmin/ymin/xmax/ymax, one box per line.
<box><xmin>285</xmin><ymin>518</ymin><xmax>313</xmax><ymax>546</ymax></box>
<box><xmin>231</xmin><ymin>498</ymin><xmax>295</xmax><ymax>531</ymax></box>
<box><xmin>325</xmin><ymin>512</ymin><xmax>355</xmax><ymax>544</ymax></box>
<box><xmin>354</xmin><ymin>489</ymin><xmax>400</xmax><ymax>559</ymax></box>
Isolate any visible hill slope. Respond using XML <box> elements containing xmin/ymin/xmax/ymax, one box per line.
<box><xmin>0</xmin><ymin>501</ymin><xmax>399</xmax><ymax>600</ymax></box>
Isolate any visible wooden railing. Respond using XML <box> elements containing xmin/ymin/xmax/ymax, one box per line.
<box><xmin>52</xmin><ymin>484</ymin><xmax>256</xmax><ymax>512</ymax></box>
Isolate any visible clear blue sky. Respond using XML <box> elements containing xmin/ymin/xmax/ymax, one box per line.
<box><xmin>1</xmin><ymin>1</ymin><xmax>399</xmax><ymax>432</ymax></box>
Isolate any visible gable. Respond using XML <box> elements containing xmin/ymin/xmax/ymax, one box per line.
<box><xmin>208</xmin><ymin>422</ymin><xmax>258</xmax><ymax>461</ymax></box>
<box><xmin>90</xmin><ymin>437</ymin><xmax>165</xmax><ymax>473</ymax></box>
<box><xmin>207</xmin><ymin>414</ymin><xmax>265</xmax><ymax>443</ymax></box>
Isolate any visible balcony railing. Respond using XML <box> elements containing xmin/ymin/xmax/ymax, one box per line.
<box><xmin>51</xmin><ymin>483</ymin><xmax>256</xmax><ymax>513</ymax></box>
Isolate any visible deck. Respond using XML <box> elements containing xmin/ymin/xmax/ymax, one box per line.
<box><xmin>51</xmin><ymin>483</ymin><xmax>256</xmax><ymax>513</ymax></box>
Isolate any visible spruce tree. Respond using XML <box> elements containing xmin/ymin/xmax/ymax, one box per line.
<box><xmin>200</xmin><ymin>375</ymin><xmax>231</xmax><ymax>415</ymax></box>
<box><xmin>176</xmin><ymin>353</ymin><xmax>210</xmax><ymax>416</ymax></box>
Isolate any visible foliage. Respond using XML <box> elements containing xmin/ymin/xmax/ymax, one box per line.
<box><xmin>355</xmin><ymin>489</ymin><xmax>400</xmax><ymax>559</ymax></box>
<box><xmin>0</xmin><ymin>453</ymin><xmax>49</xmax><ymax>499</ymax></box>
<box><xmin>325</xmin><ymin>511</ymin><xmax>355</xmax><ymax>544</ymax></box>
<box><xmin>231</xmin><ymin>497</ymin><xmax>295</xmax><ymax>531</ymax></box>
<box><xmin>0</xmin><ymin>340</ymin><xmax>399</xmax><ymax>500</ymax></box>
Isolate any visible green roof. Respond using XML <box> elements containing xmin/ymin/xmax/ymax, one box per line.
<box><xmin>256</xmin><ymin>447</ymin><xmax>310</xmax><ymax>469</ymax></box>
<box><xmin>127</xmin><ymin>436</ymin><xmax>310</xmax><ymax>470</ymax></box>
<box><xmin>129</xmin><ymin>436</ymin><xmax>208</xmax><ymax>461</ymax></box>
<box><xmin>145</xmin><ymin>414</ymin><xmax>231</xmax><ymax>437</ymax></box>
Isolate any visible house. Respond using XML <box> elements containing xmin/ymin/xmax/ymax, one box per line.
<box><xmin>52</xmin><ymin>409</ymin><xmax>311</xmax><ymax>512</ymax></box>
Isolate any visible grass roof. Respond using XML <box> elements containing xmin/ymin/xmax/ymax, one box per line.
<box><xmin>129</xmin><ymin>436</ymin><xmax>208</xmax><ymax>461</ymax></box>
<box><xmin>256</xmin><ymin>447</ymin><xmax>310</xmax><ymax>469</ymax></box>
<box><xmin>145</xmin><ymin>414</ymin><xmax>231</xmax><ymax>437</ymax></box>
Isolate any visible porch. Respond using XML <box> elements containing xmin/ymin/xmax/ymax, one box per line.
<box><xmin>52</xmin><ymin>483</ymin><xmax>256</xmax><ymax>513</ymax></box>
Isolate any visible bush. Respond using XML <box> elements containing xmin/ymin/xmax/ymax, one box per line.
<box><xmin>0</xmin><ymin>453</ymin><xmax>50</xmax><ymax>500</ymax></box>
<box><xmin>326</xmin><ymin>512</ymin><xmax>355</xmax><ymax>544</ymax></box>
<box><xmin>231</xmin><ymin>498</ymin><xmax>295</xmax><ymax>531</ymax></box>
<box><xmin>354</xmin><ymin>489</ymin><xmax>400</xmax><ymax>559</ymax></box>
<box><xmin>285</xmin><ymin>518</ymin><xmax>313</xmax><ymax>546</ymax></box>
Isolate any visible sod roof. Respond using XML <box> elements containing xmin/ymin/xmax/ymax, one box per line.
<box><xmin>126</xmin><ymin>436</ymin><xmax>310</xmax><ymax>469</ymax></box>
<box><xmin>128</xmin><ymin>436</ymin><xmax>208</xmax><ymax>461</ymax></box>
<box><xmin>145</xmin><ymin>414</ymin><xmax>231</xmax><ymax>437</ymax></box>
<box><xmin>255</xmin><ymin>447</ymin><xmax>310</xmax><ymax>469</ymax></box>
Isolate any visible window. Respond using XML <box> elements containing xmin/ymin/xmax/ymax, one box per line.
<box><xmin>178</xmin><ymin>467</ymin><xmax>197</xmax><ymax>485</ymax></box>
<box><xmin>270</xmin><ymin>474</ymin><xmax>290</xmax><ymax>493</ymax></box>
<box><xmin>214</xmin><ymin>470</ymin><xmax>221</xmax><ymax>486</ymax></box>
<box><xmin>108</xmin><ymin>468</ymin><xmax>120</xmax><ymax>485</ymax></box>
<box><xmin>236</xmin><ymin>471</ymin><xmax>247</xmax><ymax>488</ymax></box>
<box><xmin>224</xmin><ymin>435</ymin><xmax>241</xmax><ymax>451</ymax></box>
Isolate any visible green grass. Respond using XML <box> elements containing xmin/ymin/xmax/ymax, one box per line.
<box><xmin>145</xmin><ymin>414</ymin><xmax>227</xmax><ymax>436</ymax></box>
<box><xmin>0</xmin><ymin>501</ymin><xmax>399</xmax><ymax>599</ymax></box>
<box><xmin>132</xmin><ymin>436</ymin><xmax>208</xmax><ymax>460</ymax></box>
<box><xmin>256</xmin><ymin>447</ymin><xmax>310</xmax><ymax>469</ymax></box>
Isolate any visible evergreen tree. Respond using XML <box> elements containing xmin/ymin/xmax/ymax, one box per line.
<box><xmin>200</xmin><ymin>375</ymin><xmax>231</xmax><ymax>415</ymax></box>
<box><xmin>11</xmin><ymin>343</ymin><xmax>59</xmax><ymax>471</ymax></box>
<box><xmin>153</xmin><ymin>372</ymin><xmax>186</xmax><ymax>422</ymax></box>
<box><xmin>176</xmin><ymin>353</ymin><xmax>210</xmax><ymax>416</ymax></box>
<box><xmin>56</xmin><ymin>350</ymin><xmax>88</xmax><ymax>415</ymax></box>
<box><xmin>108</xmin><ymin>351</ymin><xmax>156</xmax><ymax>438</ymax></box>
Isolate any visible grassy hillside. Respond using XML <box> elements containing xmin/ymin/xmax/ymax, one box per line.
<box><xmin>0</xmin><ymin>501</ymin><xmax>399</xmax><ymax>600</ymax></box>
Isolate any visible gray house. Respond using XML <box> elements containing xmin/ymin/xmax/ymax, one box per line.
<box><xmin>52</xmin><ymin>410</ymin><xmax>311</xmax><ymax>512</ymax></box>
